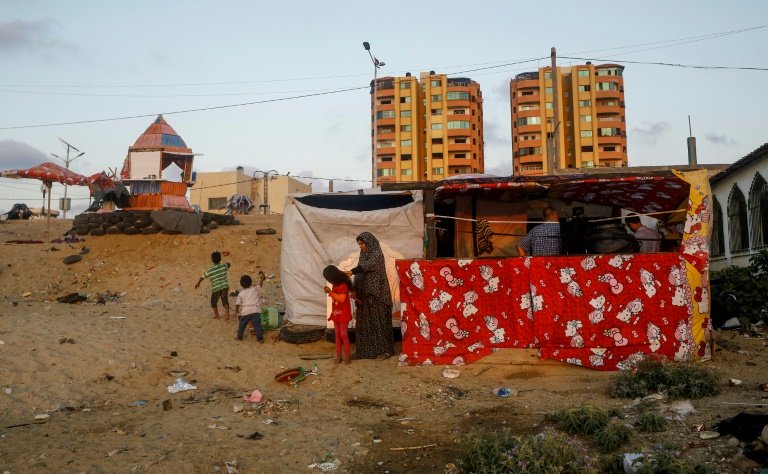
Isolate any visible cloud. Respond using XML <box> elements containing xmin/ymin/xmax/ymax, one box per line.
<box><xmin>703</xmin><ymin>133</ymin><xmax>736</xmax><ymax>146</ymax></box>
<box><xmin>0</xmin><ymin>139</ymin><xmax>48</xmax><ymax>170</ymax></box>
<box><xmin>630</xmin><ymin>121</ymin><xmax>670</xmax><ymax>145</ymax></box>
<box><xmin>484</xmin><ymin>121</ymin><xmax>509</xmax><ymax>145</ymax></box>
<box><xmin>0</xmin><ymin>18</ymin><xmax>72</xmax><ymax>54</ymax></box>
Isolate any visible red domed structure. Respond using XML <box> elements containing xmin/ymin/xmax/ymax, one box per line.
<box><xmin>120</xmin><ymin>115</ymin><xmax>196</xmax><ymax>210</ymax></box>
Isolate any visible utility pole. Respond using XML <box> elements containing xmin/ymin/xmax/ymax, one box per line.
<box><xmin>51</xmin><ymin>138</ymin><xmax>85</xmax><ymax>219</ymax></box>
<box><xmin>687</xmin><ymin>115</ymin><xmax>697</xmax><ymax>167</ymax></box>
<box><xmin>549</xmin><ymin>47</ymin><xmax>560</xmax><ymax>175</ymax></box>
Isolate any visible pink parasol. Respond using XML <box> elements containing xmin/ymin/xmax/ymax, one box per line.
<box><xmin>13</xmin><ymin>162</ymin><xmax>87</xmax><ymax>186</ymax></box>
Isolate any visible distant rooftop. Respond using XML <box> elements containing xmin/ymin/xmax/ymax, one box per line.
<box><xmin>130</xmin><ymin>115</ymin><xmax>192</xmax><ymax>153</ymax></box>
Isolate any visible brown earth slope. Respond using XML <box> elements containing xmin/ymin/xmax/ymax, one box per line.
<box><xmin>0</xmin><ymin>216</ymin><xmax>766</xmax><ymax>473</ymax></box>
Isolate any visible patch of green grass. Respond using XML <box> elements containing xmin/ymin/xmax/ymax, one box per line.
<box><xmin>545</xmin><ymin>404</ymin><xmax>618</xmax><ymax>435</ymax></box>
<box><xmin>594</xmin><ymin>422</ymin><xmax>631</xmax><ymax>452</ymax></box>
<box><xmin>636</xmin><ymin>412</ymin><xmax>667</xmax><ymax>433</ymax></box>
<box><xmin>607</xmin><ymin>357</ymin><xmax>720</xmax><ymax>399</ymax></box>
<box><xmin>458</xmin><ymin>428</ymin><xmax>597</xmax><ymax>474</ymax></box>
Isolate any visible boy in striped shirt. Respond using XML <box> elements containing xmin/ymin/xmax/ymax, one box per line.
<box><xmin>195</xmin><ymin>251</ymin><xmax>232</xmax><ymax>320</ymax></box>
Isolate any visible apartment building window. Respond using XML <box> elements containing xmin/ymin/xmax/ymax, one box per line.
<box><xmin>400</xmin><ymin>96</ymin><xmax>411</xmax><ymax>104</ymax></box>
<box><xmin>521</xmin><ymin>164</ymin><xmax>544</xmax><ymax>171</ymax></box>
<box><xmin>603</xmin><ymin>146</ymin><xmax>616</xmax><ymax>152</ymax></box>
<box><xmin>596</xmin><ymin>82</ymin><xmax>618</xmax><ymax>91</ymax></box>
<box><xmin>448</xmin><ymin>120</ymin><xmax>470</xmax><ymax>129</ymax></box>
<box><xmin>377</xmin><ymin>169</ymin><xmax>395</xmax><ymax>177</ymax></box>
<box><xmin>399</xmin><ymin>82</ymin><xmax>410</xmax><ymax>89</ymax></box>
<box><xmin>545</xmin><ymin>87</ymin><xmax>553</xmax><ymax>94</ymax></box>
<box><xmin>432</xmin><ymin>167</ymin><xmax>444</xmax><ymax>174</ymax></box>
<box><xmin>546</xmin><ymin>102</ymin><xmax>552</xmax><ymax>109</ymax></box>
<box><xmin>521</xmin><ymin>134</ymin><xmax>538</xmax><ymax>141</ymax></box>
<box><xmin>580</xmin><ymin>130</ymin><xmax>593</xmax><ymax>138</ymax></box>
<box><xmin>520</xmin><ymin>90</ymin><xmax>534</xmax><ymax>96</ymax></box>
<box><xmin>431</xmin><ymin>108</ymin><xmax>442</xmax><ymax>116</ymax></box>
<box><xmin>454</xmin><ymin>153</ymin><xmax>467</xmax><ymax>158</ymax></box>
<box><xmin>376</xmin><ymin>110</ymin><xmax>395</xmax><ymax>119</ymax></box>
<box><xmin>519</xmin><ymin>104</ymin><xmax>539</xmax><ymax>111</ymax></box>
<box><xmin>579</xmin><ymin>100</ymin><xmax>591</xmax><ymax>107</ymax></box>
<box><xmin>447</xmin><ymin>91</ymin><xmax>470</xmax><ymax>100</ymax></box>
<box><xmin>208</xmin><ymin>197</ymin><xmax>227</xmax><ymax>210</ymax></box>
<box><xmin>581</xmin><ymin>146</ymin><xmax>594</xmax><ymax>152</ymax></box>
<box><xmin>516</xmin><ymin>116</ymin><xmax>541</xmax><ymax>126</ymax></box>
<box><xmin>544</xmin><ymin>72</ymin><xmax>552</xmax><ymax>79</ymax></box>
<box><xmin>599</xmin><ymin>128</ymin><xmax>621</xmax><ymax>137</ymax></box>
<box><xmin>433</xmin><ymin>152</ymin><xmax>443</xmax><ymax>159</ymax></box>
<box><xmin>431</xmin><ymin>94</ymin><xmax>442</xmax><ymax>102</ymax></box>
<box><xmin>578</xmin><ymin>85</ymin><xmax>591</xmax><ymax>92</ymax></box>
<box><xmin>451</xmin><ymin>108</ymin><xmax>467</xmax><ymax>114</ymax></box>
<box><xmin>600</xmin><ymin>100</ymin><xmax>618</xmax><ymax>106</ymax></box>
<box><xmin>431</xmin><ymin>123</ymin><xmax>443</xmax><ymax>130</ymax></box>
<box><xmin>401</xmin><ymin>169</ymin><xmax>412</xmax><ymax>176</ymax></box>
<box><xmin>580</xmin><ymin>115</ymin><xmax>592</xmax><ymax>122</ymax></box>
<box><xmin>400</xmin><ymin>125</ymin><xmax>412</xmax><ymax>132</ymax></box>
<box><xmin>517</xmin><ymin>147</ymin><xmax>543</xmax><ymax>157</ymax></box>
<box><xmin>401</xmin><ymin>154</ymin><xmax>412</xmax><ymax>161</ymax></box>
<box><xmin>578</xmin><ymin>70</ymin><xmax>590</xmax><ymax>77</ymax></box>
<box><xmin>380</xmin><ymin>156</ymin><xmax>393</xmax><ymax>162</ymax></box>
<box><xmin>596</xmin><ymin>68</ymin><xmax>622</xmax><ymax>77</ymax></box>
<box><xmin>432</xmin><ymin>138</ymin><xmax>443</xmax><ymax>145</ymax></box>
<box><xmin>431</xmin><ymin>79</ymin><xmax>441</xmax><ymax>87</ymax></box>
<box><xmin>377</xmin><ymin>141</ymin><xmax>393</xmax><ymax>148</ymax></box>
<box><xmin>454</xmin><ymin>138</ymin><xmax>467</xmax><ymax>144</ymax></box>
<box><xmin>378</xmin><ymin>127</ymin><xmax>394</xmax><ymax>134</ymax></box>
<box><xmin>400</xmin><ymin>110</ymin><xmax>411</xmax><ymax>118</ymax></box>
<box><xmin>379</xmin><ymin>98</ymin><xmax>392</xmax><ymax>105</ymax></box>
<box><xmin>401</xmin><ymin>139</ymin><xmax>412</xmax><ymax>148</ymax></box>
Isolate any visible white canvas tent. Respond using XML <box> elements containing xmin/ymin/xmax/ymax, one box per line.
<box><xmin>281</xmin><ymin>191</ymin><xmax>424</xmax><ymax>326</ymax></box>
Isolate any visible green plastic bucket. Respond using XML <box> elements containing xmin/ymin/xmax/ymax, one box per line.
<box><xmin>261</xmin><ymin>306</ymin><xmax>280</xmax><ymax>329</ymax></box>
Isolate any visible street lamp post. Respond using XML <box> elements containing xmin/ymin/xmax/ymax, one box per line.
<box><xmin>51</xmin><ymin>138</ymin><xmax>85</xmax><ymax>218</ymax></box>
<box><xmin>363</xmin><ymin>41</ymin><xmax>385</xmax><ymax>188</ymax></box>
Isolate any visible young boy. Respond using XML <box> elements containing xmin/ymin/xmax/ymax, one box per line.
<box><xmin>235</xmin><ymin>273</ymin><xmax>266</xmax><ymax>342</ymax></box>
<box><xmin>195</xmin><ymin>251</ymin><xmax>231</xmax><ymax>320</ymax></box>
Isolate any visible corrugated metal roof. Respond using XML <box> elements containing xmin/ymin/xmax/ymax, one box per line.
<box><xmin>129</xmin><ymin>115</ymin><xmax>192</xmax><ymax>153</ymax></box>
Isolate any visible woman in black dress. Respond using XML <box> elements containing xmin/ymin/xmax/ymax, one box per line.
<box><xmin>350</xmin><ymin>232</ymin><xmax>394</xmax><ymax>359</ymax></box>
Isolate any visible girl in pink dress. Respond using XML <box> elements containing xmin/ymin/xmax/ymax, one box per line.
<box><xmin>323</xmin><ymin>265</ymin><xmax>353</xmax><ymax>364</ymax></box>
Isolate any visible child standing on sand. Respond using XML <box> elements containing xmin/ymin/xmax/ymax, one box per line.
<box><xmin>235</xmin><ymin>273</ymin><xmax>266</xmax><ymax>342</ymax></box>
<box><xmin>323</xmin><ymin>265</ymin><xmax>353</xmax><ymax>364</ymax></box>
<box><xmin>195</xmin><ymin>251</ymin><xmax>231</xmax><ymax>320</ymax></box>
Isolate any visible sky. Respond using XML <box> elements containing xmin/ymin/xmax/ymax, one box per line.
<box><xmin>1</xmin><ymin>0</ymin><xmax>767</xmax><ymax>215</ymax></box>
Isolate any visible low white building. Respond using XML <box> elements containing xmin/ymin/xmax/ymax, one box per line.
<box><xmin>710</xmin><ymin>143</ymin><xmax>768</xmax><ymax>271</ymax></box>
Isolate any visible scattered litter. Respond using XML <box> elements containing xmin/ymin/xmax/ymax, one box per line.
<box><xmin>4</xmin><ymin>388</ymin><xmax>11</xmax><ymax>395</ymax></box>
<box><xmin>170</xmin><ymin>351</ymin><xmax>178</xmax><ymax>357</ymax></box>
<box><xmin>208</xmin><ymin>424</ymin><xmax>229</xmax><ymax>430</ymax></box>
<box><xmin>34</xmin><ymin>414</ymin><xmax>50</xmax><ymax>421</ymax></box>
<box><xmin>224</xmin><ymin>365</ymin><xmax>241</xmax><ymax>372</ymax></box>
<box><xmin>62</xmin><ymin>254</ymin><xmax>82</xmax><ymax>265</ymax></box>
<box><xmin>759</xmin><ymin>383</ymin><xmax>768</xmax><ymax>392</ymax></box>
<box><xmin>373</xmin><ymin>437</ymin><xmax>382</xmax><ymax>443</ymax></box>
<box><xmin>729</xmin><ymin>379</ymin><xmax>743</xmax><ymax>386</ymax></box>
<box><xmin>95</xmin><ymin>291</ymin><xmax>125</xmax><ymax>304</ymax></box>
<box><xmin>389</xmin><ymin>443</ymin><xmax>438</xmax><ymax>451</ymax></box>
<box><xmin>110</xmin><ymin>316</ymin><xmax>127</xmax><ymax>319</ymax></box>
<box><xmin>131</xmin><ymin>400</ymin><xmax>147</xmax><ymax>407</ymax></box>
<box><xmin>56</xmin><ymin>293</ymin><xmax>88</xmax><ymax>304</ymax></box>
<box><xmin>167</xmin><ymin>370</ymin><xmax>188</xmax><ymax>377</ymax></box>
<box><xmin>167</xmin><ymin>378</ymin><xmax>197</xmax><ymax>393</ymax></box>
<box><xmin>442</xmin><ymin>368</ymin><xmax>460</xmax><ymax>379</ymax></box>
<box><xmin>107</xmin><ymin>448</ymin><xmax>129</xmax><ymax>457</ymax></box>
<box><xmin>233</xmin><ymin>405</ymin><xmax>244</xmax><ymax>413</ymax></box>
<box><xmin>243</xmin><ymin>389</ymin><xmax>263</xmax><ymax>403</ymax></box>
<box><xmin>492</xmin><ymin>387</ymin><xmax>515</xmax><ymax>397</ymax></box>
<box><xmin>622</xmin><ymin>453</ymin><xmax>645</xmax><ymax>473</ymax></box>
<box><xmin>58</xmin><ymin>338</ymin><xmax>75</xmax><ymax>344</ymax></box>
<box><xmin>699</xmin><ymin>431</ymin><xmax>720</xmax><ymax>440</ymax></box>
<box><xmin>225</xmin><ymin>460</ymin><xmax>239</xmax><ymax>474</ymax></box>
<box><xmin>669</xmin><ymin>400</ymin><xmax>695</xmax><ymax>419</ymax></box>
<box><xmin>162</xmin><ymin>399</ymin><xmax>172</xmax><ymax>411</ymax></box>
<box><xmin>236</xmin><ymin>431</ymin><xmax>262</xmax><ymax>440</ymax></box>
<box><xmin>262</xmin><ymin>419</ymin><xmax>277</xmax><ymax>425</ymax></box>
<box><xmin>22</xmin><ymin>291</ymin><xmax>32</xmax><ymax>298</ymax></box>
<box><xmin>298</xmin><ymin>354</ymin><xmax>334</xmax><ymax>360</ymax></box>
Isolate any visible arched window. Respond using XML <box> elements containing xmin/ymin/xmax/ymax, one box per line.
<box><xmin>748</xmin><ymin>173</ymin><xmax>767</xmax><ymax>249</ymax></box>
<box><xmin>728</xmin><ymin>185</ymin><xmax>749</xmax><ymax>252</ymax></box>
<box><xmin>711</xmin><ymin>197</ymin><xmax>725</xmax><ymax>256</ymax></box>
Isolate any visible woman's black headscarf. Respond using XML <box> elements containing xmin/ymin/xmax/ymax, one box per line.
<box><xmin>353</xmin><ymin>232</ymin><xmax>393</xmax><ymax>309</ymax></box>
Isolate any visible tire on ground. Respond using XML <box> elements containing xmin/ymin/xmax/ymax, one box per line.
<box><xmin>89</xmin><ymin>228</ymin><xmax>105</xmax><ymax>236</ymax></box>
<box><xmin>141</xmin><ymin>227</ymin><xmax>159</xmax><ymax>235</ymax></box>
<box><xmin>279</xmin><ymin>325</ymin><xmax>325</xmax><ymax>344</ymax></box>
<box><xmin>123</xmin><ymin>227</ymin><xmax>140</xmax><ymax>235</ymax></box>
<box><xmin>106</xmin><ymin>227</ymin><xmax>121</xmax><ymax>234</ymax></box>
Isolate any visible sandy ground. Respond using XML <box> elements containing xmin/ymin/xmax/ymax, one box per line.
<box><xmin>1</xmin><ymin>215</ymin><xmax>767</xmax><ymax>474</ymax></box>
